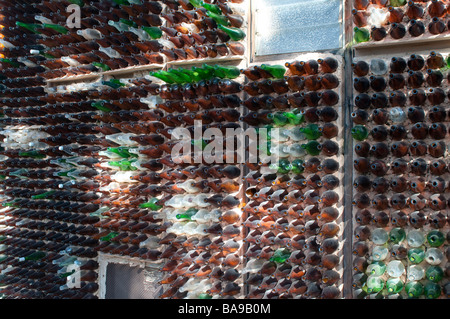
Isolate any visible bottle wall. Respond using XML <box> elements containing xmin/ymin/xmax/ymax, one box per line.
<box><xmin>352</xmin><ymin>0</ymin><xmax>450</xmax><ymax>44</ymax></box>
<box><xmin>350</xmin><ymin>1</ymin><xmax>450</xmax><ymax>299</ymax></box>
<box><xmin>0</xmin><ymin>0</ymin><xmax>448</xmax><ymax>300</ymax></box>
<box><xmin>351</xmin><ymin>50</ymin><xmax>450</xmax><ymax>299</ymax></box>
<box><xmin>240</xmin><ymin>56</ymin><xmax>344</xmax><ymax>299</ymax></box>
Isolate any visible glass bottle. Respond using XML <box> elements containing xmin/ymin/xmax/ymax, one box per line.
<box><xmin>425</xmin><ymin>248</ymin><xmax>444</xmax><ymax>266</ymax></box>
<box><xmin>354</xmin><ymin>27</ymin><xmax>370</xmax><ymax>43</ymax></box>
<box><xmin>427</xmin><ymin>230</ymin><xmax>445</xmax><ymax>247</ymax></box>
<box><xmin>366</xmin><ymin>275</ymin><xmax>385</xmax><ymax>293</ymax></box>
<box><xmin>408</xmin><ymin>248</ymin><xmax>425</xmax><ymax>264</ymax></box>
<box><xmin>351</xmin><ymin>125</ymin><xmax>369</xmax><ymax>141</ymax></box>
<box><xmin>405</xmin><ymin>281</ymin><xmax>423</xmax><ymax>298</ymax></box>
<box><xmin>386</xmin><ymin>278</ymin><xmax>404</xmax><ymax>294</ymax></box>
<box><xmin>386</xmin><ymin>260</ymin><xmax>405</xmax><ymax>277</ymax></box>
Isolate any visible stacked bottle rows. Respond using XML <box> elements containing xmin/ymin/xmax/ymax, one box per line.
<box><xmin>0</xmin><ymin>0</ymin><xmax>248</xmax><ymax>300</ymax></box>
<box><xmin>351</xmin><ymin>52</ymin><xmax>450</xmax><ymax>298</ymax></box>
<box><xmin>352</xmin><ymin>0</ymin><xmax>450</xmax><ymax>44</ymax></box>
<box><xmin>0</xmin><ymin>0</ymin><xmax>102</xmax><ymax>299</ymax></box>
<box><xmin>239</xmin><ymin>56</ymin><xmax>343</xmax><ymax>299</ymax></box>
<box><xmin>149</xmin><ymin>64</ymin><xmax>245</xmax><ymax>299</ymax></box>
<box><xmin>10</xmin><ymin>0</ymin><xmax>247</xmax><ymax>81</ymax></box>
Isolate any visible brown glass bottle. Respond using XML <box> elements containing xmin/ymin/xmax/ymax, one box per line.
<box><xmin>371</xmin><ymin>26</ymin><xmax>387</xmax><ymax>41</ymax></box>
<box><xmin>428</xmin><ymin>17</ymin><xmax>446</xmax><ymax>35</ymax></box>
<box><xmin>354</xmin><ymin>0</ymin><xmax>370</xmax><ymax>10</ymax></box>
<box><xmin>428</xmin><ymin>0</ymin><xmax>447</xmax><ymax>18</ymax></box>
<box><xmin>390</xmin><ymin>22</ymin><xmax>406</xmax><ymax>39</ymax></box>
<box><xmin>406</xmin><ymin>1</ymin><xmax>424</xmax><ymax>19</ymax></box>
<box><xmin>388</xmin><ymin>6</ymin><xmax>404</xmax><ymax>23</ymax></box>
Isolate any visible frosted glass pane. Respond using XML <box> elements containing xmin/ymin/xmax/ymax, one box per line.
<box><xmin>254</xmin><ymin>0</ymin><xmax>342</xmax><ymax>56</ymax></box>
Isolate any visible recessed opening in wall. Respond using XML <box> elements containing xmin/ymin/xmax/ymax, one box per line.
<box><xmin>104</xmin><ymin>262</ymin><xmax>163</xmax><ymax>299</ymax></box>
<box><xmin>253</xmin><ymin>0</ymin><xmax>343</xmax><ymax>56</ymax></box>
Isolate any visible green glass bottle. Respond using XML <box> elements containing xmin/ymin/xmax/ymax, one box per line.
<box><xmin>351</xmin><ymin>125</ymin><xmax>369</xmax><ymax>141</ymax></box>
<box><xmin>427</xmin><ymin>230</ymin><xmax>445</xmax><ymax>247</ymax></box>
<box><xmin>141</xmin><ymin>26</ymin><xmax>163</xmax><ymax>39</ymax></box>
<box><xmin>193</xmin><ymin>65</ymin><xmax>215</xmax><ymax>80</ymax></box>
<box><xmin>425</xmin><ymin>266</ymin><xmax>444</xmax><ymax>283</ymax></box>
<box><xmin>100</xmin><ymin>232</ymin><xmax>119</xmax><ymax>242</ymax></box>
<box><xmin>366</xmin><ymin>275</ymin><xmax>384</xmax><ymax>293</ymax></box>
<box><xmin>31</xmin><ymin>191</ymin><xmax>56</xmax><ymax>200</ymax></box>
<box><xmin>168</xmin><ymin>68</ymin><xmax>194</xmax><ymax>83</ymax></box>
<box><xmin>408</xmin><ymin>248</ymin><xmax>425</xmax><ymax>264</ymax></box>
<box><xmin>424</xmin><ymin>282</ymin><xmax>441</xmax><ymax>299</ymax></box>
<box><xmin>18</xmin><ymin>251</ymin><xmax>46</xmax><ymax>262</ymax></box>
<box><xmin>389</xmin><ymin>0</ymin><xmax>406</xmax><ymax>7</ymax></box>
<box><xmin>42</xmin><ymin>23</ymin><xmax>69</xmax><ymax>34</ymax></box>
<box><xmin>176</xmin><ymin>208</ymin><xmax>198</xmax><ymax>220</ymax></box>
<box><xmin>213</xmin><ymin>65</ymin><xmax>240</xmax><ymax>79</ymax></box>
<box><xmin>300</xmin><ymin>124</ymin><xmax>322</xmax><ymax>140</ymax></box>
<box><xmin>354</xmin><ymin>27</ymin><xmax>370</xmax><ymax>43</ymax></box>
<box><xmin>109</xmin><ymin>159</ymin><xmax>137</xmax><ymax>171</ymax></box>
<box><xmin>189</xmin><ymin>0</ymin><xmax>203</xmax><ymax>7</ymax></box>
<box><xmin>285</xmin><ymin>112</ymin><xmax>304</xmax><ymax>125</ymax></box>
<box><xmin>140</xmin><ymin>198</ymin><xmax>163</xmax><ymax>210</ymax></box>
<box><xmin>389</xmin><ymin>227</ymin><xmax>406</xmax><ymax>244</ymax></box>
<box><xmin>103</xmin><ymin>79</ymin><xmax>126</xmax><ymax>89</ymax></box>
<box><xmin>156</xmin><ymin>70</ymin><xmax>187</xmax><ymax>83</ymax></box>
<box><xmin>2</xmin><ymin>200</ymin><xmax>20</xmax><ymax>208</ymax></box>
<box><xmin>91</xmin><ymin>101</ymin><xmax>112</xmax><ymax>112</ymax></box>
<box><xmin>268</xmin><ymin>112</ymin><xmax>289</xmax><ymax>127</ymax></box>
<box><xmin>0</xmin><ymin>58</ymin><xmax>22</xmax><ymax>68</ymax></box>
<box><xmin>405</xmin><ymin>281</ymin><xmax>423</xmax><ymax>298</ymax></box>
<box><xmin>301</xmin><ymin>140</ymin><xmax>321</xmax><ymax>156</ymax></box>
<box><xmin>270</xmin><ymin>248</ymin><xmax>291</xmax><ymax>264</ymax></box>
<box><xmin>386</xmin><ymin>278</ymin><xmax>404</xmax><ymax>294</ymax></box>
<box><xmin>201</xmin><ymin>1</ymin><xmax>222</xmax><ymax>15</ymax></box>
<box><xmin>15</xmin><ymin>21</ymin><xmax>41</xmax><ymax>34</ymax></box>
<box><xmin>217</xmin><ymin>24</ymin><xmax>246</xmax><ymax>41</ymax></box>
<box><xmin>198</xmin><ymin>293</ymin><xmax>213</xmax><ymax>299</ymax></box>
<box><xmin>259</xmin><ymin>64</ymin><xmax>287</xmax><ymax>79</ymax></box>
<box><xmin>291</xmin><ymin>159</ymin><xmax>305</xmax><ymax>174</ymax></box>
<box><xmin>366</xmin><ymin>261</ymin><xmax>386</xmax><ymax>276</ymax></box>
<box><xmin>107</xmin><ymin>147</ymin><xmax>137</xmax><ymax>159</ymax></box>
<box><xmin>270</xmin><ymin>159</ymin><xmax>292</xmax><ymax>174</ymax></box>
<box><xmin>177</xmin><ymin>68</ymin><xmax>201</xmax><ymax>82</ymax></box>
<box><xmin>149</xmin><ymin>71</ymin><xmax>175</xmax><ymax>84</ymax></box>
<box><xmin>92</xmin><ymin>62</ymin><xmax>111</xmax><ymax>72</ymax></box>
<box><xmin>206</xmin><ymin>10</ymin><xmax>229</xmax><ymax>26</ymax></box>
<box><xmin>18</xmin><ymin>150</ymin><xmax>45</xmax><ymax>159</ymax></box>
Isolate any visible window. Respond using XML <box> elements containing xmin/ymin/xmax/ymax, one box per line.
<box><xmin>253</xmin><ymin>0</ymin><xmax>343</xmax><ymax>56</ymax></box>
<box><xmin>104</xmin><ymin>263</ymin><xmax>163</xmax><ymax>299</ymax></box>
